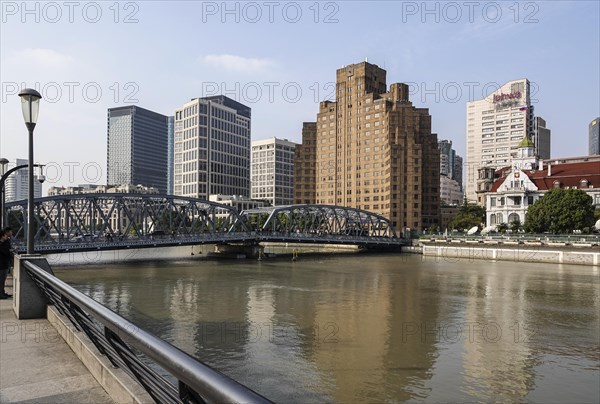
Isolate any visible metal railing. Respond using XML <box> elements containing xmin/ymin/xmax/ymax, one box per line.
<box><xmin>23</xmin><ymin>260</ymin><xmax>272</xmax><ymax>404</ymax></box>
<box><xmin>420</xmin><ymin>234</ymin><xmax>600</xmax><ymax>245</ymax></box>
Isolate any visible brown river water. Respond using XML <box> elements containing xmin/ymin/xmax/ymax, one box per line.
<box><xmin>55</xmin><ymin>253</ymin><xmax>600</xmax><ymax>403</ymax></box>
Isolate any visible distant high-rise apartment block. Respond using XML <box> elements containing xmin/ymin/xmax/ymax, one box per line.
<box><xmin>465</xmin><ymin>79</ymin><xmax>550</xmax><ymax>204</ymax></box>
<box><xmin>173</xmin><ymin>96</ymin><xmax>251</xmax><ymax>199</ymax></box>
<box><xmin>438</xmin><ymin>139</ymin><xmax>463</xmax><ymax>191</ymax></box>
<box><xmin>440</xmin><ymin>175</ymin><xmax>463</xmax><ymax>206</ymax></box>
<box><xmin>438</xmin><ymin>139</ymin><xmax>464</xmax><ymax>205</ymax></box>
<box><xmin>251</xmin><ymin>137</ymin><xmax>298</xmax><ymax>206</ymax></box>
<box><xmin>107</xmin><ymin>106</ymin><xmax>169</xmax><ymax>193</ymax></box>
<box><xmin>533</xmin><ymin>116</ymin><xmax>551</xmax><ymax>160</ymax></box>
<box><xmin>438</xmin><ymin>140</ymin><xmax>454</xmax><ymax>177</ymax></box>
<box><xmin>453</xmin><ymin>155</ymin><xmax>463</xmax><ymax>191</ymax></box>
<box><xmin>293</xmin><ymin>122</ymin><xmax>317</xmax><ymax>205</ymax></box>
<box><xmin>4</xmin><ymin>159</ymin><xmax>42</xmax><ymax>202</ymax></box>
<box><xmin>294</xmin><ymin>61</ymin><xmax>440</xmax><ymax>231</ymax></box>
<box><xmin>590</xmin><ymin>117</ymin><xmax>600</xmax><ymax>155</ymax></box>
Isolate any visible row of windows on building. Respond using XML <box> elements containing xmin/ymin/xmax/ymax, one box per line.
<box><xmin>178</xmin><ymin>103</ymin><xmax>239</xmax><ymax>122</ymax></box>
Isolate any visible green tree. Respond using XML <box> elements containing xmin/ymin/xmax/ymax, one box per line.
<box><xmin>510</xmin><ymin>219</ymin><xmax>522</xmax><ymax>233</ymax></box>
<box><xmin>524</xmin><ymin>189</ymin><xmax>595</xmax><ymax>234</ymax></box>
<box><xmin>497</xmin><ymin>223</ymin><xmax>508</xmax><ymax>233</ymax></box>
<box><xmin>449</xmin><ymin>202</ymin><xmax>486</xmax><ymax>231</ymax></box>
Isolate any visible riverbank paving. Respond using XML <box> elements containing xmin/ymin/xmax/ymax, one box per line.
<box><xmin>0</xmin><ymin>276</ymin><xmax>114</xmax><ymax>403</ymax></box>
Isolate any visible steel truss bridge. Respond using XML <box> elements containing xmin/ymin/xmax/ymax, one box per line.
<box><xmin>4</xmin><ymin>194</ymin><xmax>407</xmax><ymax>254</ymax></box>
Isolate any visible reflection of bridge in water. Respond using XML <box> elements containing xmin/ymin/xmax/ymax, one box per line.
<box><xmin>4</xmin><ymin>194</ymin><xmax>407</xmax><ymax>254</ymax></box>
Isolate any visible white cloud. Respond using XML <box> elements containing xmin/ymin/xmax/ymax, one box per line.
<box><xmin>11</xmin><ymin>48</ymin><xmax>74</xmax><ymax>69</ymax></box>
<box><xmin>200</xmin><ymin>54</ymin><xmax>274</xmax><ymax>73</ymax></box>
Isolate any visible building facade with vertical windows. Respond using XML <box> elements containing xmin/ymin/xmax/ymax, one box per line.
<box><xmin>533</xmin><ymin>116</ymin><xmax>551</xmax><ymax>160</ymax></box>
<box><xmin>453</xmin><ymin>155</ymin><xmax>463</xmax><ymax>190</ymax></box>
<box><xmin>438</xmin><ymin>139</ymin><xmax>463</xmax><ymax>190</ymax></box>
<box><xmin>293</xmin><ymin>122</ymin><xmax>317</xmax><ymax>204</ymax></box>
<box><xmin>590</xmin><ymin>117</ymin><xmax>600</xmax><ymax>155</ymax></box>
<box><xmin>4</xmin><ymin>159</ymin><xmax>42</xmax><ymax>202</ymax></box>
<box><xmin>173</xmin><ymin>96</ymin><xmax>251</xmax><ymax>199</ymax></box>
<box><xmin>107</xmin><ymin>106</ymin><xmax>169</xmax><ymax>193</ymax></box>
<box><xmin>438</xmin><ymin>139</ymin><xmax>464</xmax><ymax>205</ymax></box>
<box><xmin>294</xmin><ymin>61</ymin><xmax>440</xmax><ymax>231</ymax></box>
<box><xmin>167</xmin><ymin>116</ymin><xmax>175</xmax><ymax>194</ymax></box>
<box><xmin>251</xmin><ymin>137</ymin><xmax>298</xmax><ymax>206</ymax></box>
<box><xmin>465</xmin><ymin>79</ymin><xmax>550</xmax><ymax>204</ymax></box>
<box><xmin>438</xmin><ymin>140</ymin><xmax>454</xmax><ymax>177</ymax></box>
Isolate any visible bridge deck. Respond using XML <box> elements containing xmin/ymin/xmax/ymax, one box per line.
<box><xmin>13</xmin><ymin>233</ymin><xmax>409</xmax><ymax>254</ymax></box>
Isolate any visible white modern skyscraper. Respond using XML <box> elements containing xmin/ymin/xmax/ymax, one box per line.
<box><xmin>173</xmin><ymin>96</ymin><xmax>251</xmax><ymax>199</ymax></box>
<box><xmin>251</xmin><ymin>138</ymin><xmax>298</xmax><ymax>206</ymax></box>
<box><xmin>466</xmin><ymin>79</ymin><xmax>547</xmax><ymax>204</ymax></box>
<box><xmin>4</xmin><ymin>159</ymin><xmax>42</xmax><ymax>202</ymax></box>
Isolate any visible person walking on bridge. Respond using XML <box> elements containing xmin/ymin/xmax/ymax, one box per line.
<box><xmin>0</xmin><ymin>227</ymin><xmax>14</xmax><ymax>299</ymax></box>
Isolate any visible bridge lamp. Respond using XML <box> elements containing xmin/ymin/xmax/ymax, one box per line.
<box><xmin>18</xmin><ymin>88</ymin><xmax>42</xmax><ymax>254</ymax></box>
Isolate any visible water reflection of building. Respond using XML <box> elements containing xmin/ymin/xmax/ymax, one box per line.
<box><xmin>382</xmin><ymin>265</ymin><xmax>442</xmax><ymax>401</ymax></box>
<box><xmin>459</xmin><ymin>269</ymin><xmax>537</xmax><ymax>401</ymax></box>
<box><xmin>281</xmin><ymin>260</ymin><xmax>442</xmax><ymax>402</ymax></box>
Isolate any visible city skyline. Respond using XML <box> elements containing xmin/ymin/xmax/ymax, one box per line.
<box><xmin>1</xmin><ymin>1</ymin><xmax>599</xmax><ymax>192</ymax></box>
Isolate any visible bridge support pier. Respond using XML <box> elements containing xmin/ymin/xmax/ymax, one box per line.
<box><xmin>364</xmin><ymin>244</ymin><xmax>403</xmax><ymax>252</ymax></box>
<box><xmin>213</xmin><ymin>244</ymin><xmax>263</xmax><ymax>258</ymax></box>
<box><xmin>13</xmin><ymin>255</ymin><xmax>54</xmax><ymax>319</ymax></box>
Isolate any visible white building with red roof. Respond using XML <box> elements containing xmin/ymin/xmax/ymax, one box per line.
<box><xmin>481</xmin><ymin>139</ymin><xmax>600</xmax><ymax>227</ymax></box>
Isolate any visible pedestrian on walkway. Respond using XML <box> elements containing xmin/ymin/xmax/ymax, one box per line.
<box><xmin>0</xmin><ymin>227</ymin><xmax>14</xmax><ymax>299</ymax></box>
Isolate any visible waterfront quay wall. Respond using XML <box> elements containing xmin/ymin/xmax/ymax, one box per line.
<box><xmin>418</xmin><ymin>241</ymin><xmax>599</xmax><ymax>266</ymax></box>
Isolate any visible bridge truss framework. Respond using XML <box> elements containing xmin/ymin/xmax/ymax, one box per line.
<box><xmin>3</xmin><ymin>194</ymin><xmax>405</xmax><ymax>253</ymax></box>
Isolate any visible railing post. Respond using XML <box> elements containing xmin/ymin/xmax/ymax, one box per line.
<box><xmin>13</xmin><ymin>254</ymin><xmax>54</xmax><ymax>319</ymax></box>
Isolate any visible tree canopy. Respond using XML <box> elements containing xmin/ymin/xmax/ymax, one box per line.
<box><xmin>524</xmin><ymin>189</ymin><xmax>595</xmax><ymax>234</ymax></box>
<box><xmin>448</xmin><ymin>202</ymin><xmax>486</xmax><ymax>231</ymax></box>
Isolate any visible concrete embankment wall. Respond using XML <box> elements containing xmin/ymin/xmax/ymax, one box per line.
<box><xmin>47</xmin><ymin>306</ymin><xmax>153</xmax><ymax>403</ymax></box>
<box><xmin>420</xmin><ymin>244</ymin><xmax>599</xmax><ymax>266</ymax></box>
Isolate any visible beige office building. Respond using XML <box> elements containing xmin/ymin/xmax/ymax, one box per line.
<box><xmin>466</xmin><ymin>79</ymin><xmax>548</xmax><ymax>204</ymax></box>
<box><xmin>295</xmin><ymin>61</ymin><xmax>440</xmax><ymax>231</ymax></box>
<box><xmin>251</xmin><ymin>137</ymin><xmax>298</xmax><ymax>206</ymax></box>
<box><xmin>173</xmin><ymin>96</ymin><xmax>251</xmax><ymax>199</ymax></box>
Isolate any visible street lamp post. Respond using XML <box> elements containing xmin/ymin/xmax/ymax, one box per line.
<box><xmin>0</xmin><ymin>158</ymin><xmax>8</xmax><ymax>229</ymax></box>
<box><xmin>18</xmin><ymin>88</ymin><xmax>42</xmax><ymax>254</ymax></box>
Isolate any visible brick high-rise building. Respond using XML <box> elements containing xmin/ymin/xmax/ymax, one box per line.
<box><xmin>293</xmin><ymin>122</ymin><xmax>317</xmax><ymax>204</ymax></box>
<box><xmin>295</xmin><ymin>61</ymin><xmax>440</xmax><ymax>231</ymax></box>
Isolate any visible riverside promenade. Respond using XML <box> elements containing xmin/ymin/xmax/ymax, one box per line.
<box><xmin>0</xmin><ymin>277</ymin><xmax>114</xmax><ymax>403</ymax></box>
<box><xmin>419</xmin><ymin>238</ymin><xmax>600</xmax><ymax>266</ymax></box>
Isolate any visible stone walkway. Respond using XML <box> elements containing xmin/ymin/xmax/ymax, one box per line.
<box><xmin>0</xmin><ymin>276</ymin><xmax>114</xmax><ymax>403</ymax></box>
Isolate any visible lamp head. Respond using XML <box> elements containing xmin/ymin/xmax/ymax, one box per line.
<box><xmin>18</xmin><ymin>88</ymin><xmax>42</xmax><ymax>125</ymax></box>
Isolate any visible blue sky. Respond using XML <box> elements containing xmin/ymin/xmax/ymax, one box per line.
<box><xmin>1</xmin><ymin>1</ymin><xmax>599</xmax><ymax>189</ymax></box>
